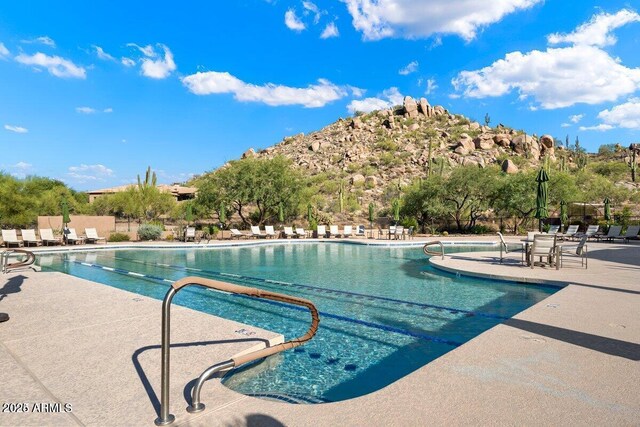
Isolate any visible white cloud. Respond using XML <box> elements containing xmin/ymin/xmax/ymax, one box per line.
<box><xmin>589</xmin><ymin>100</ymin><xmax>640</xmax><ymax>130</ymax></box>
<box><xmin>7</xmin><ymin>161</ymin><xmax>33</xmax><ymax>178</ymax></box>
<box><xmin>126</xmin><ymin>43</ymin><xmax>156</xmax><ymax>57</ymax></box>
<box><xmin>302</xmin><ymin>1</ymin><xmax>324</xmax><ymax>24</ymax></box>
<box><xmin>578</xmin><ymin>124</ymin><xmax>614</xmax><ymax>131</ymax></box>
<box><xmin>343</xmin><ymin>0</ymin><xmax>542</xmax><ymax>41</ymax></box>
<box><xmin>347</xmin><ymin>87</ymin><xmax>403</xmax><ymax>113</ymax></box>
<box><xmin>560</xmin><ymin>123</ymin><xmax>571</xmax><ymax>128</ymax></box>
<box><xmin>4</xmin><ymin>124</ymin><xmax>28</xmax><ymax>133</ymax></box>
<box><xmin>21</xmin><ymin>36</ymin><xmax>56</xmax><ymax>47</ymax></box>
<box><xmin>452</xmin><ymin>45</ymin><xmax>640</xmax><ymax>109</ymax></box>
<box><xmin>425</xmin><ymin>78</ymin><xmax>438</xmax><ymax>95</ymax></box>
<box><xmin>67</xmin><ymin>164</ymin><xmax>114</xmax><ymax>182</ymax></box>
<box><xmin>0</xmin><ymin>42</ymin><xmax>9</xmax><ymax>59</ymax></box>
<box><xmin>103</xmin><ymin>108</ymin><xmax>113</xmax><ymax>113</ymax></box>
<box><xmin>548</xmin><ymin>9</ymin><xmax>640</xmax><ymax>48</ymax></box>
<box><xmin>76</xmin><ymin>106</ymin><xmax>96</xmax><ymax>114</ymax></box>
<box><xmin>285</xmin><ymin>9</ymin><xmax>306</xmax><ymax>31</ymax></box>
<box><xmin>398</xmin><ymin>60</ymin><xmax>418</xmax><ymax>75</ymax></box>
<box><xmin>12</xmin><ymin>161</ymin><xmax>32</xmax><ymax>170</ymax></box>
<box><xmin>452</xmin><ymin>10</ymin><xmax>640</xmax><ymax>109</ymax></box>
<box><xmin>121</xmin><ymin>57</ymin><xmax>135</xmax><ymax>67</ymax></box>
<box><xmin>321</xmin><ymin>22</ymin><xmax>340</xmax><ymax>38</ymax></box>
<box><xmin>140</xmin><ymin>44</ymin><xmax>176</xmax><ymax>79</ymax></box>
<box><xmin>15</xmin><ymin>52</ymin><xmax>86</xmax><ymax>79</ymax></box>
<box><xmin>569</xmin><ymin>114</ymin><xmax>583</xmax><ymax>123</ymax></box>
<box><xmin>182</xmin><ymin>71</ymin><xmax>349</xmax><ymax>108</ymax></box>
<box><xmin>93</xmin><ymin>45</ymin><xmax>116</xmax><ymax>61</ymax></box>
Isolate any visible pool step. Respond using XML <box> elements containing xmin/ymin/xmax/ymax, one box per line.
<box><xmin>246</xmin><ymin>391</ymin><xmax>330</xmax><ymax>404</ymax></box>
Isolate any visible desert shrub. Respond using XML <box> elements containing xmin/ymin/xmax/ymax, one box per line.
<box><xmin>138</xmin><ymin>223</ymin><xmax>162</xmax><ymax>240</ymax></box>
<box><xmin>108</xmin><ymin>232</ymin><xmax>130</xmax><ymax>242</ymax></box>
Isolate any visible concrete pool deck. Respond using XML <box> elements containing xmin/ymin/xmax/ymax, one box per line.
<box><xmin>0</xmin><ymin>238</ymin><xmax>639</xmax><ymax>426</ymax></box>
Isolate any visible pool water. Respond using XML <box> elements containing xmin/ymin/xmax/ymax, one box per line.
<box><xmin>39</xmin><ymin>243</ymin><xmax>557</xmax><ymax>403</ymax></box>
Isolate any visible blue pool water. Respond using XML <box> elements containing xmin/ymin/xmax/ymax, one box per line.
<box><xmin>38</xmin><ymin>243</ymin><xmax>557</xmax><ymax>403</ymax></box>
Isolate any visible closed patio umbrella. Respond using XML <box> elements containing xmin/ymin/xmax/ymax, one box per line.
<box><xmin>219</xmin><ymin>202</ymin><xmax>226</xmax><ymax>226</ymax></box>
<box><xmin>603</xmin><ymin>197</ymin><xmax>611</xmax><ymax>223</ymax></box>
<box><xmin>278</xmin><ymin>202</ymin><xmax>284</xmax><ymax>223</ymax></box>
<box><xmin>61</xmin><ymin>198</ymin><xmax>71</xmax><ymax>244</ymax></box>
<box><xmin>392</xmin><ymin>199</ymin><xmax>400</xmax><ymax>225</ymax></box>
<box><xmin>534</xmin><ymin>168</ymin><xmax>549</xmax><ymax>232</ymax></box>
<box><xmin>307</xmin><ymin>203</ymin><xmax>313</xmax><ymax>225</ymax></box>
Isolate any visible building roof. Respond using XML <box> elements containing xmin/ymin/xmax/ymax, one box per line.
<box><xmin>88</xmin><ymin>183</ymin><xmax>196</xmax><ymax>196</ymax></box>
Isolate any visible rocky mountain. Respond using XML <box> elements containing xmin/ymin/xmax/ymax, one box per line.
<box><xmin>238</xmin><ymin>96</ymin><xmax>564</xmax><ymax>218</ymax></box>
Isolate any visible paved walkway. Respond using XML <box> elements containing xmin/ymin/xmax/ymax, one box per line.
<box><xmin>1</xmin><ymin>239</ymin><xmax>638</xmax><ymax>426</ymax></box>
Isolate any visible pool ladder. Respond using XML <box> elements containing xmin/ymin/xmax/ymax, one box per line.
<box><xmin>1</xmin><ymin>249</ymin><xmax>37</xmax><ymax>274</ymax></box>
<box><xmin>154</xmin><ymin>276</ymin><xmax>320</xmax><ymax>426</ymax></box>
<box><xmin>423</xmin><ymin>241</ymin><xmax>445</xmax><ymax>260</ymax></box>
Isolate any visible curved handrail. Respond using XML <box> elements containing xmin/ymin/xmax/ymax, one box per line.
<box><xmin>155</xmin><ymin>276</ymin><xmax>320</xmax><ymax>426</ymax></box>
<box><xmin>423</xmin><ymin>241</ymin><xmax>445</xmax><ymax>260</ymax></box>
<box><xmin>1</xmin><ymin>249</ymin><xmax>36</xmax><ymax>273</ymax></box>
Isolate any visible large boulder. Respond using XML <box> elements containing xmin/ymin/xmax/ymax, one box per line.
<box><xmin>493</xmin><ymin>134</ymin><xmax>511</xmax><ymax>148</ymax></box>
<box><xmin>241</xmin><ymin>148</ymin><xmax>255</xmax><ymax>159</ymax></box>
<box><xmin>350</xmin><ymin>174</ymin><xmax>365</xmax><ymax>184</ymax></box>
<box><xmin>539</xmin><ymin>134</ymin><xmax>554</xmax><ymax>149</ymax></box>
<box><xmin>433</xmin><ymin>105</ymin><xmax>446</xmax><ymax>116</ymax></box>
<box><xmin>501</xmin><ymin>159</ymin><xmax>519</xmax><ymax>174</ymax></box>
<box><xmin>454</xmin><ymin>133</ymin><xmax>475</xmax><ymax>155</ymax></box>
<box><xmin>403</xmin><ymin>96</ymin><xmax>419</xmax><ymax>118</ymax></box>
<box><xmin>510</xmin><ymin>134</ymin><xmax>534</xmax><ymax>154</ymax></box>
<box><xmin>474</xmin><ymin>135</ymin><xmax>495</xmax><ymax>150</ymax></box>
<box><xmin>351</xmin><ymin>117</ymin><xmax>363</xmax><ymax>129</ymax></box>
<box><xmin>418</xmin><ymin>98</ymin><xmax>431</xmax><ymax>117</ymax></box>
<box><xmin>310</xmin><ymin>141</ymin><xmax>320</xmax><ymax>152</ymax></box>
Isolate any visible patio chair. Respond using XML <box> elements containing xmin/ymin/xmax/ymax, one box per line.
<box><xmin>283</xmin><ymin>226</ymin><xmax>295</xmax><ymax>238</ymax></box>
<box><xmin>497</xmin><ymin>232</ymin><xmax>524</xmax><ymax>264</ymax></box>
<box><xmin>85</xmin><ymin>228</ymin><xmax>107</xmax><ymax>244</ymax></box>
<box><xmin>559</xmin><ymin>235</ymin><xmax>588</xmax><ymax>268</ymax></box>
<box><xmin>528</xmin><ymin>234</ymin><xmax>558</xmax><ymax>269</ymax></box>
<box><xmin>355</xmin><ymin>225</ymin><xmax>366</xmax><ymax>237</ymax></box>
<box><xmin>66</xmin><ymin>228</ymin><xmax>85</xmax><ymax>245</ymax></box>
<box><xmin>559</xmin><ymin>224</ymin><xmax>579</xmax><ymax>241</ymax></box>
<box><xmin>295</xmin><ymin>227</ymin><xmax>306</xmax><ymax>238</ymax></box>
<box><xmin>250</xmin><ymin>226</ymin><xmax>267</xmax><ymax>239</ymax></box>
<box><xmin>264</xmin><ymin>225</ymin><xmax>277</xmax><ymax>238</ymax></box>
<box><xmin>547</xmin><ymin>225</ymin><xmax>560</xmax><ymax>234</ymax></box>
<box><xmin>328</xmin><ymin>225</ymin><xmax>341</xmax><ymax>238</ymax></box>
<box><xmin>343</xmin><ymin>225</ymin><xmax>353</xmax><ymax>238</ymax></box>
<box><xmin>611</xmin><ymin>225</ymin><xmax>640</xmax><ymax>243</ymax></box>
<box><xmin>229</xmin><ymin>228</ymin><xmax>247</xmax><ymax>239</ymax></box>
<box><xmin>316</xmin><ymin>225</ymin><xmax>327</xmax><ymax>238</ymax></box>
<box><xmin>21</xmin><ymin>229</ymin><xmax>42</xmax><ymax>247</ymax></box>
<box><xmin>184</xmin><ymin>226</ymin><xmax>196</xmax><ymax>242</ymax></box>
<box><xmin>2</xmin><ymin>230</ymin><xmax>23</xmax><ymax>247</ymax></box>
<box><xmin>388</xmin><ymin>225</ymin><xmax>396</xmax><ymax>240</ymax></box>
<box><xmin>394</xmin><ymin>225</ymin><xmax>405</xmax><ymax>240</ymax></box>
<box><xmin>407</xmin><ymin>226</ymin><xmax>414</xmax><ymax>239</ymax></box>
<box><xmin>599</xmin><ymin>225</ymin><xmax>622</xmax><ymax>242</ymax></box>
<box><xmin>40</xmin><ymin>228</ymin><xmax>62</xmax><ymax>246</ymax></box>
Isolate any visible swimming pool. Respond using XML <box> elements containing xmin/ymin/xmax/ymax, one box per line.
<box><xmin>38</xmin><ymin>243</ymin><xmax>557</xmax><ymax>403</ymax></box>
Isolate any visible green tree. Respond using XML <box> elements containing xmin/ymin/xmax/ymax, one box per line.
<box><xmin>401</xmin><ymin>176</ymin><xmax>447</xmax><ymax>232</ymax></box>
<box><xmin>493</xmin><ymin>170</ymin><xmax>536</xmax><ymax>234</ymax></box>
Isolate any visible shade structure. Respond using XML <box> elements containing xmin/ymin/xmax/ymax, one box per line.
<box><xmin>392</xmin><ymin>199</ymin><xmax>400</xmax><ymax>223</ymax></box>
<box><xmin>61</xmin><ymin>198</ymin><xmax>71</xmax><ymax>225</ymax></box>
<box><xmin>219</xmin><ymin>203</ymin><xmax>226</xmax><ymax>225</ymax></box>
<box><xmin>560</xmin><ymin>200</ymin><xmax>568</xmax><ymax>228</ymax></box>
<box><xmin>278</xmin><ymin>203</ymin><xmax>284</xmax><ymax>223</ymax></box>
<box><xmin>534</xmin><ymin>168</ymin><xmax>549</xmax><ymax>220</ymax></box>
<box><xmin>603</xmin><ymin>197</ymin><xmax>611</xmax><ymax>222</ymax></box>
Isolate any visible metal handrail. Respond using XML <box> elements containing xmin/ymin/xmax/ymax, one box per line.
<box><xmin>1</xmin><ymin>249</ymin><xmax>36</xmax><ymax>274</ymax></box>
<box><xmin>154</xmin><ymin>276</ymin><xmax>320</xmax><ymax>426</ymax></box>
<box><xmin>423</xmin><ymin>241</ymin><xmax>445</xmax><ymax>260</ymax></box>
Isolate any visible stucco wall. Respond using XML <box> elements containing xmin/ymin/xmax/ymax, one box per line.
<box><xmin>37</xmin><ymin>216</ymin><xmax>116</xmax><ymax>239</ymax></box>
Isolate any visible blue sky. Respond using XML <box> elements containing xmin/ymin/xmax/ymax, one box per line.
<box><xmin>1</xmin><ymin>1</ymin><xmax>639</xmax><ymax>190</ymax></box>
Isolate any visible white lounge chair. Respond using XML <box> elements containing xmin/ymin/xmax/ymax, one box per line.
<box><xmin>40</xmin><ymin>228</ymin><xmax>62</xmax><ymax>246</ymax></box>
<box><xmin>328</xmin><ymin>225</ymin><xmax>341</xmax><ymax>238</ymax></box>
<box><xmin>574</xmin><ymin>225</ymin><xmax>599</xmax><ymax>241</ymax></box>
<box><xmin>184</xmin><ymin>226</ymin><xmax>196</xmax><ymax>242</ymax></box>
<box><xmin>229</xmin><ymin>228</ymin><xmax>247</xmax><ymax>239</ymax></box>
<box><xmin>547</xmin><ymin>225</ymin><xmax>560</xmax><ymax>234</ymax></box>
<box><xmin>528</xmin><ymin>234</ymin><xmax>558</xmax><ymax>269</ymax></box>
<box><xmin>85</xmin><ymin>228</ymin><xmax>107</xmax><ymax>244</ymax></box>
<box><xmin>394</xmin><ymin>225</ymin><xmax>405</xmax><ymax>240</ymax></box>
<box><xmin>21</xmin><ymin>229</ymin><xmax>42</xmax><ymax>246</ymax></box>
<box><xmin>251</xmin><ymin>226</ymin><xmax>266</xmax><ymax>239</ymax></box>
<box><xmin>387</xmin><ymin>225</ymin><xmax>396</xmax><ymax>240</ymax></box>
<box><xmin>615</xmin><ymin>225</ymin><xmax>640</xmax><ymax>243</ymax></box>
<box><xmin>559</xmin><ymin>235</ymin><xmax>588</xmax><ymax>268</ymax></box>
<box><xmin>355</xmin><ymin>225</ymin><xmax>366</xmax><ymax>237</ymax></box>
<box><xmin>316</xmin><ymin>225</ymin><xmax>327</xmax><ymax>238</ymax></box>
<box><xmin>65</xmin><ymin>228</ymin><xmax>85</xmax><ymax>245</ymax></box>
<box><xmin>283</xmin><ymin>227</ymin><xmax>295</xmax><ymax>238</ymax></box>
<box><xmin>559</xmin><ymin>224</ymin><xmax>579</xmax><ymax>240</ymax></box>
<box><xmin>2</xmin><ymin>230</ymin><xmax>23</xmax><ymax>247</ymax></box>
<box><xmin>497</xmin><ymin>232</ymin><xmax>524</xmax><ymax>264</ymax></box>
<box><xmin>264</xmin><ymin>225</ymin><xmax>277</xmax><ymax>239</ymax></box>
<box><xmin>343</xmin><ymin>225</ymin><xmax>353</xmax><ymax>238</ymax></box>
<box><xmin>295</xmin><ymin>227</ymin><xmax>306</xmax><ymax>238</ymax></box>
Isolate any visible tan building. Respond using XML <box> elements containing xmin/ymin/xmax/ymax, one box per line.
<box><xmin>88</xmin><ymin>184</ymin><xmax>197</xmax><ymax>203</ymax></box>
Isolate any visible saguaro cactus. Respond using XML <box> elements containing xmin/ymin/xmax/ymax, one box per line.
<box><xmin>338</xmin><ymin>181</ymin><xmax>344</xmax><ymax>213</ymax></box>
<box><xmin>629</xmin><ymin>149</ymin><xmax>637</xmax><ymax>182</ymax></box>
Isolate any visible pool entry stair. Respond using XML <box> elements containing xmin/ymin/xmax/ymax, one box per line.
<box><xmin>154</xmin><ymin>276</ymin><xmax>320</xmax><ymax>426</ymax></box>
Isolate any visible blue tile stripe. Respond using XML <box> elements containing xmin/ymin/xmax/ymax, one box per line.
<box><xmin>65</xmin><ymin>259</ymin><xmax>462</xmax><ymax>347</ymax></box>
<box><xmin>106</xmin><ymin>255</ymin><xmax>508</xmax><ymax>321</ymax></box>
